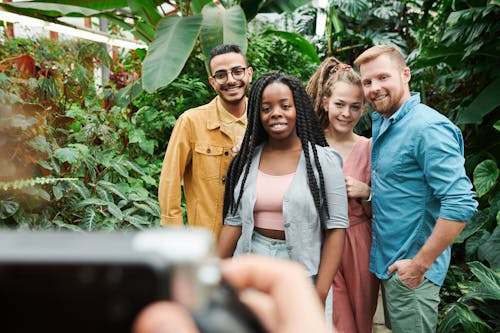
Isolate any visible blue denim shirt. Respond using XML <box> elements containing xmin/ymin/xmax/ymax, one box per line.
<box><xmin>224</xmin><ymin>143</ymin><xmax>349</xmax><ymax>276</ymax></box>
<box><xmin>370</xmin><ymin>93</ymin><xmax>478</xmax><ymax>286</ymax></box>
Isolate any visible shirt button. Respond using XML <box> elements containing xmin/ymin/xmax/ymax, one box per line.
<box><xmin>206</xmin><ymin>148</ymin><xmax>211</xmax><ymax>153</ymax></box>
<box><xmin>224</xmin><ymin>151</ymin><xmax>229</xmax><ymax>156</ymax></box>
<box><xmin>287</xmin><ymin>246</ymin><xmax>293</xmax><ymax>250</ymax></box>
<box><xmin>221</xmin><ymin>176</ymin><xmax>226</xmax><ymax>184</ymax></box>
<box><xmin>284</xmin><ymin>223</ymin><xmax>290</xmax><ymax>228</ymax></box>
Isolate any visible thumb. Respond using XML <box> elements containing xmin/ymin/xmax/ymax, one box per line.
<box><xmin>387</xmin><ymin>262</ymin><xmax>397</xmax><ymax>275</ymax></box>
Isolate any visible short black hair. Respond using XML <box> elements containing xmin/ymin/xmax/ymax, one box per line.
<box><xmin>209</xmin><ymin>44</ymin><xmax>248</xmax><ymax>69</ymax></box>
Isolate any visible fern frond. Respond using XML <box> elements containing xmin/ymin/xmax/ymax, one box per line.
<box><xmin>0</xmin><ymin>177</ymin><xmax>78</xmax><ymax>191</ymax></box>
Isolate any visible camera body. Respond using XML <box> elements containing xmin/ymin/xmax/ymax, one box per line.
<box><xmin>0</xmin><ymin>229</ymin><xmax>264</xmax><ymax>333</ymax></box>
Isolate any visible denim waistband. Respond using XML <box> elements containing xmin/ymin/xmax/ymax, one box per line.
<box><xmin>252</xmin><ymin>230</ymin><xmax>287</xmax><ymax>247</ymax></box>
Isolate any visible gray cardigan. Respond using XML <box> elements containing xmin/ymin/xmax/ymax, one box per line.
<box><xmin>224</xmin><ymin>143</ymin><xmax>349</xmax><ymax>276</ymax></box>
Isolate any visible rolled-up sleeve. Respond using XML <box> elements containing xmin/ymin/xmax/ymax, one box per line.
<box><xmin>224</xmin><ymin>213</ymin><xmax>242</xmax><ymax>226</ymax></box>
<box><xmin>322</xmin><ymin>148</ymin><xmax>349</xmax><ymax>229</ymax></box>
<box><xmin>416</xmin><ymin>122</ymin><xmax>478</xmax><ymax>222</ymax></box>
<box><xmin>223</xmin><ymin>186</ymin><xmax>243</xmax><ymax>226</ymax></box>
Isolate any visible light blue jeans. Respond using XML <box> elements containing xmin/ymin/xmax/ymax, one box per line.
<box><xmin>250</xmin><ymin>231</ymin><xmax>290</xmax><ymax>260</ymax></box>
<box><xmin>250</xmin><ymin>231</ymin><xmax>333</xmax><ymax>326</ymax></box>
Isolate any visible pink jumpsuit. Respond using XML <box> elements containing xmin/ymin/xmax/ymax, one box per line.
<box><xmin>333</xmin><ymin>137</ymin><xmax>379</xmax><ymax>333</ymax></box>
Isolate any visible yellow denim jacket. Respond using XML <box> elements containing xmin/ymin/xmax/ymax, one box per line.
<box><xmin>158</xmin><ymin>97</ymin><xmax>247</xmax><ymax>238</ymax></box>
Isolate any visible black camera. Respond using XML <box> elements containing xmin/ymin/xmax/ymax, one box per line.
<box><xmin>0</xmin><ymin>228</ymin><xmax>265</xmax><ymax>333</ymax></box>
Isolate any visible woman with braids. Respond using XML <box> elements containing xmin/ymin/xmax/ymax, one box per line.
<box><xmin>306</xmin><ymin>57</ymin><xmax>379</xmax><ymax>332</ymax></box>
<box><xmin>217</xmin><ymin>72</ymin><xmax>348</xmax><ymax>309</ymax></box>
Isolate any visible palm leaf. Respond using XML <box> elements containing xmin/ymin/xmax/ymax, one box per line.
<box><xmin>142</xmin><ymin>15</ymin><xmax>202</xmax><ymax>92</ymax></box>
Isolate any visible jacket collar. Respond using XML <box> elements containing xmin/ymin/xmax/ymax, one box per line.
<box><xmin>206</xmin><ymin>96</ymin><xmax>248</xmax><ymax>130</ymax></box>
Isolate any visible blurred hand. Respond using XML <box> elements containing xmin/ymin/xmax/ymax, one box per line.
<box><xmin>133</xmin><ymin>255</ymin><xmax>332</xmax><ymax>333</ymax></box>
<box><xmin>344</xmin><ymin>176</ymin><xmax>370</xmax><ymax>200</ymax></box>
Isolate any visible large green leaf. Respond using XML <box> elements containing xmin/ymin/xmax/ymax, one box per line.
<box><xmin>494</xmin><ymin>120</ymin><xmax>500</xmax><ymax>132</ymax></box>
<box><xmin>456</xmin><ymin>78</ymin><xmax>500</xmax><ymax>125</ymax></box>
<box><xmin>455</xmin><ymin>208</ymin><xmax>492</xmax><ymax>244</ymax></box>
<box><xmin>239</xmin><ymin>0</ymin><xmax>262</xmax><ymax>21</ymax></box>
<box><xmin>127</xmin><ymin>0</ymin><xmax>161</xmax><ymax>26</ymax></box>
<box><xmin>478</xmin><ymin>225</ymin><xmax>500</xmax><ymax>269</ymax></box>
<box><xmin>128</xmin><ymin>128</ymin><xmax>146</xmax><ymax>143</ymax></box>
<box><xmin>413</xmin><ymin>45</ymin><xmax>465</xmax><ymax>68</ymax></box>
<box><xmin>116</xmin><ymin>79</ymin><xmax>143</xmax><ymax>107</ymax></box>
<box><xmin>107</xmin><ymin>202</ymin><xmax>123</xmax><ymax>220</ymax></box>
<box><xmin>473</xmin><ymin>159</ymin><xmax>499</xmax><ymax>198</ymax></box>
<box><xmin>331</xmin><ymin>0</ymin><xmax>370</xmax><ymax>18</ymax></box>
<box><xmin>14</xmin><ymin>0</ymin><xmax>128</xmax><ymax>11</ymax></box>
<box><xmin>465</xmin><ymin>229</ymin><xmax>490</xmax><ymax>261</ymax></box>
<box><xmin>104</xmin><ymin>13</ymin><xmax>154</xmax><ymax>43</ymax></box>
<box><xmin>258</xmin><ymin>0</ymin><xmax>310</xmax><ymax>14</ymax></box>
<box><xmin>97</xmin><ymin>180</ymin><xmax>128</xmax><ymax>201</ymax></box>
<box><xmin>200</xmin><ymin>4</ymin><xmax>247</xmax><ymax>73</ymax></box>
<box><xmin>142</xmin><ymin>15</ymin><xmax>202</xmax><ymax>92</ymax></box>
<box><xmin>139</xmin><ymin>139</ymin><xmax>156</xmax><ymax>155</ymax></box>
<box><xmin>54</xmin><ymin>147</ymin><xmax>80</xmax><ymax>165</ymax></box>
<box><xmin>191</xmin><ymin>0</ymin><xmax>212</xmax><ymax>14</ymax></box>
<box><xmin>0</xmin><ymin>2</ymin><xmax>100</xmax><ymax>17</ymax></box>
<box><xmin>466</xmin><ymin>261</ymin><xmax>500</xmax><ymax>300</ymax></box>
<box><xmin>328</xmin><ymin>5</ymin><xmax>344</xmax><ymax>34</ymax></box>
<box><xmin>0</xmin><ymin>201</ymin><xmax>19</xmax><ymax>219</ymax></box>
<box><xmin>240</xmin><ymin>0</ymin><xmax>309</xmax><ymax>21</ymax></box>
<box><xmin>438</xmin><ymin>302</ymin><xmax>493</xmax><ymax>333</ymax></box>
<box><xmin>262</xmin><ymin>30</ymin><xmax>320</xmax><ymax>64</ymax></box>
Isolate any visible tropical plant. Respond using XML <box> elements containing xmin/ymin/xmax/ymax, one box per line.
<box><xmin>0</xmin><ymin>0</ymin><xmax>316</xmax><ymax>92</ymax></box>
<box><xmin>314</xmin><ymin>0</ymin><xmax>500</xmax><ymax>330</ymax></box>
<box><xmin>0</xmin><ymin>38</ymin><xmax>162</xmax><ymax>231</ymax></box>
<box><xmin>439</xmin><ymin>262</ymin><xmax>500</xmax><ymax>333</ymax></box>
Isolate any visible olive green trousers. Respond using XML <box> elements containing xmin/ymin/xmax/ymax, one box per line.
<box><xmin>381</xmin><ymin>271</ymin><xmax>440</xmax><ymax>333</ymax></box>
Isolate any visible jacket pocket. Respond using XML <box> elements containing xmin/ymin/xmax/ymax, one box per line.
<box><xmin>193</xmin><ymin>143</ymin><xmax>224</xmax><ymax>179</ymax></box>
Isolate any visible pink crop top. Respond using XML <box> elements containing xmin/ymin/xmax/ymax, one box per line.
<box><xmin>254</xmin><ymin>169</ymin><xmax>295</xmax><ymax>230</ymax></box>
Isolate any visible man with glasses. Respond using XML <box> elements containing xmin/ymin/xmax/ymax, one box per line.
<box><xmin>159</xmin><ymin>44</ymin><xmax>253</xmax><ymax>238</ymax></box>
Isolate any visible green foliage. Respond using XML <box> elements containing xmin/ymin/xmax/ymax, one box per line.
<box><xmin>439</xmin><ymin>262</ymin><xmax>500</xmax><ymax>333</ymax></box>
<box><xmin>200</xmin><ymin>4</ymin><xmax>248</xmax><ymax>72</ymax></box>
<box><xmin>0</xmin><ymin>39</ymin><xmax>162</xmax><ymax>231</ymax></box>
<box><xmin>261</xmin><ymin>30</ymin><xmax>320</xmax><ymax>64</ymax></box>
<box><xmin>1</xmin><ymin>1</ymin><xmax>499</xmax><ymax>329</ymax></box>
<box><xmin>246</xmin><ymin>33</ymin><xmax>318</xmax><ymax>84</ymax></box>
<box><xmin>313</xmin><ymin>1</ymin><xmax>500</xmax><ymax>330</ymax></box>
<box><xmin>0</xmin><ymin>1</ymin><xmax>315</xmax><ymax>92</ymax></box>
<box><xmin>473</xmin><ymin>160</ymin><xmax>499</xmax><ymax>198</ymax></box>
<box><xmin>142</xmin><ymin>14</ymin><xmax>203</xmax><ymax>92</ymax></box>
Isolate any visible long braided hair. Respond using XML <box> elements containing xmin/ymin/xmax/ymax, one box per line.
<box><xmin>306</xmin><ymin>56</ymin><xmax>362</xmax><ymax>129</ymax></box>
<box><xmin>223</xmin><ymin>72</ymin><xmax>331</xmax><ymax>225</ymax></box>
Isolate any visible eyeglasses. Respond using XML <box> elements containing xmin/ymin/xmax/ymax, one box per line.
<box><xmin>211</xmin><ymin>67</ymin><xmax>247</xmax><ymax>84</ymax></box>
